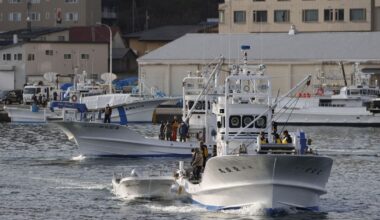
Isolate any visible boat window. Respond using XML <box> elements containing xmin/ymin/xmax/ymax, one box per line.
<box><xmin>255</xmin><ymin>116</ymin><xmax>267</xmax><ymax>128</ymax></box>
<box><xmin>242</xmin><ymin>115</ymin><xmax>254</xmax><ymax>128</ymax></box>
<box><xmin>347</xmin><ymin>90</ymin><xmax>350</xmax><ymax>95</ymax></box>
<box><xmin>229</xmin><ymin>115</ymin><xmax>241</xmax><ymax>128</ymax></box>
<box><xmin>350</xmin><ymin>90</ymin><xmax>359</xmax><ymax>95</ymax></box>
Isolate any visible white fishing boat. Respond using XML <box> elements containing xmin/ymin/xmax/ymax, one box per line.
<box><xmin>175</xmin><ymin>46</ymin><xmax>333</xmax><ymax>212</ymax></box>
<box><xmin>112</xmin><ymin>169</ymin><xmax>175</xmax><ymax>199</ymax></box>
<box><xmin>275</xmin><ymin>63</ymin><xmax>380</xmax><ymax>126</ymax></box>
<box><xmin>53</xmin><ymin>59</ymin><xmax>224</xmax><ymax>156</ymax></box>
<box><xmin>4</xmin><ymin>105</ymin><xmax>61</xmax><ymax>123</ymax></box>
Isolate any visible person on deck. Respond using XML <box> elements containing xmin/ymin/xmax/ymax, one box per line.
<box><xmin>171</xmin><ymin>118</ymin><xmax>179</xmax><ymax>141</ymax></box>
<box><xmin>164</xmin><ymin>121</ymin><xmax>172</xmax><ymax>141</ymax></box>
<box><xmin>260</xmin><ymin>131</ymin><xmax>268</xmax><ymax>144</ymax></box>
<box><xmin>282</xmin><ymin>130</ymin><xmax>293</xmax><ymax>144</ymax></box>
<box><xmin>273</xmin><ymin>133</ymin><xmax>282</xmax><ymax>144</ymax></box>
<box><xmin>200</xmin><ymin>143</ymin><xmax>208</xmax><ymax>169</ymax></box>
<box><xmin>104</xmin><ymin>104</ymin><xmax>112</xmax><ymax>123</ymax></box>
<box><xmin>159</xmin><ymin>121</ymin><xmax>165</xmax><ymax>140</ymax></box>
<box><xmin>191</xmin><ymin>148</ymin><xmax>204</xmax><ymax>180</ymax></box>
<box><xmin>179</xmin><ymin>122</ymin><xmax>188</xmax><ymax>142</ymax></box>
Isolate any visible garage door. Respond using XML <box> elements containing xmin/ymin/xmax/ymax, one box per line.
<box><xmin>0</xmin><ymin>71</ymin><xmax>15</xmax><ymax>90</ymax></box>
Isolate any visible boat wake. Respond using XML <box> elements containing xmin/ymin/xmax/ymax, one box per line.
<box><xmin>71</xmin><ymin>155</ymin><xmax>86</xmax><ymax>161</ymax></box>
<box><xmin>146</xmin><ymin>204</ymin><xmax>207</xmax><ymax>213</ymax></box>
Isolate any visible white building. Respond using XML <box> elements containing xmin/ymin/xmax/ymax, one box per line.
<box><xmin>0</xmin><ymin>41</ymin><xmax>108</xmax><ymax>90</ymax></box>
<box><xmin>138</xmin><ymin>32</ymin><xmax>380</xmax><ymax>96</ymax></box>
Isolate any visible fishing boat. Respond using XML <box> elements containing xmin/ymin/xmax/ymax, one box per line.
<box><xmin>275</xmin><ymin>63</ymin><xmax>380</xmax><ymax>126</ymax></box>
<box><xmin>112</xmin><ymin>169</ymin><xmax>175</xmax><ymax>199</ymax></box>
<box><xmin>175</xmin><ymin>46</ymin><xmax>333</xmax><ymax>211</ymax></box>
<box><xmin>53</xmin><ymin>58</ymin><xmax>224</xmax><ymax>157</ymax></box>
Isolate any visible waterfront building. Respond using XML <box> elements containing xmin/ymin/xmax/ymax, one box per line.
<box><xmin>0</xmin><ymin>41</ymin><xmax>108</xmax><ymax>90</ymax></box>
<box><xmin>0</xmin><ymin>0</ymin><xmax>101</xmax><ymax>32</ymax></box>
<box><xmin>137</xmin><ymin>32</ymin><xmax>380</xmax><ymax>96</ymax></box>
<box><xmin>219</xmin><ymin>0</ymin><xmax>380</xmax><ymax>33</ymax></box>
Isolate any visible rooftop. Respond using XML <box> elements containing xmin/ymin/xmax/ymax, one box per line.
<box><xmin>138</xmin><ymin>32</ymin><xmax>380</xmax><ymax>63</ymax></box>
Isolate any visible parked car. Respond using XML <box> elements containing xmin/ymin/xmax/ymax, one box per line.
<box><xmin>0</xmin><ymin>89</ymin><xmax>23</xmax><ymax>104</ymax></box>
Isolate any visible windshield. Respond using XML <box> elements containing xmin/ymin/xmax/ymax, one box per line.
<box><xmin>23</xmin><ymin>88</ymin><xmax>36</xmax><ymax>94</ymax></box>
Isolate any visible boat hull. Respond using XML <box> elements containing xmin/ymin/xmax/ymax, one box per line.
<box><xmin>4</xmin><ymin>106</ymin><xmax>60</xmax><ymax>123</ymax></box>
<box><xmin>178</xmin><ymin>155</ymin><xmax>333</xmax><ymax>210</ymax></box>
<box><xmin>112</xmin><ymin>176</ymin><xmax>174</xmax><ymax>198</ymax></box>
<box><xmin>275</xmin><ymin>107</ymin><xmax>380</xmax><ymax>126</ymax></box>
<box><xmin>53</xmin><ymin>121</ymin><xmax>199</xmax><ymax>157</ymax></box>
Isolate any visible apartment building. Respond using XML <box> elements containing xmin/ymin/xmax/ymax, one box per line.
<box><xmin>0</xmin><ymin>0</ymin><xmax>101</xmax><ymax>32</ymax></box>
<box><xmin>0</xmin><ymin>41</ymin><xmax>108</xmax><ymax>90</ymax></box>
<box><xmin>219</xmin><ymin>0</ymin><xmax>380</xmax><ymax>33</ymax></box>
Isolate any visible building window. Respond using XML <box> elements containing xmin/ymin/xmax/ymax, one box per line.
<box><xmin>8</xmin><ymin>12</ymin><xmax>21</xmax><ymax>21</ymax></box>
<box><xmin>253</xmin><ymin>10</ymin><xmax>267</xmax><ymax>22</ymax></box>
<box><xmin>31</xmin><ymin>0</ymin><xmax>40</xmax><ymax>3</ymax></box>
<box><xmin>234</xmin><ymin>11</ymin><xmax>246</xmax><ymax>23</ymax></box>
<box><xmin>302</xmin><ymin>9</ymin><xmax>318</xmax><ymax>22</ymax></box>
<box><xmin>324</xmin><ymin>9</ymin><xmax>344</xmax><ymax>22</ymax></box>
<box><xmin>324</xmin><ymin>9</ymin><xmax>333</xmax><ymax>22</ymax></box>
<box><xmin>350</xmin><ymin>9</ymin><xmax>366</xmax><ymax>21</ymax></box>
<box><xmin>27</xmin><ymin>54</ymin><xmax>35</xmax><ymax>61</ymax></box>
<box><xmin>219</xmin><ymin>10</ymin><xmax>225</xmax><ymax>24</ymax></box>
<box><xmin>65</xmin><ymin>12</ymin><xmax>78</xmax><ymax>21</ymax></box>
<box><xmin>335</xmin><ymin>9</ymin><xmax>344</xmax><ymax>21</ymax></box>
<box><xmin>13</xmin><ymin>53</ymin><xmax>22</xmax><ymax>61</ymax></box>
<box><xmin>30</xmin><ymin>12</ymin><xmax>40</xmax><ymax>21</ymax></box>
<box><xmin>274</xmin><ymin>10</ymin><xmax>290</xmax><ymax>22</ymax></box>
<box><xmin>45</xmin><ymin>12</ymin><xmax>50</xmax><ymax>20</ymax></box>
<box><xmin>2</xmin><ymin>53</ymin><xmax>11</xmax><ymax>61</ymax></box>
<box><xmin>81</xmin><ymin>54</ymin><xmax>89</xmax><ymax>59</ymax></box>
<box><xmin>45</xmin><ymin>50</ymin><xmax>53</xmax><ymax>56</ymax></box>
<box><xmin>65</xmin><ymin>0</ymin><xmax>78</xmax><ymax>3</ymax></box>
<box><xmin>64</xmin><ymin>54</ymin><xmax>71</xmax><ymax>59</ymax></box>
<box><xmin>8</xmin><ymin>0</ymin><xmax>21</xmax><ymax>3</ymax></box>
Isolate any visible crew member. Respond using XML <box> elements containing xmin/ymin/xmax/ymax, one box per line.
<box><xmin>104</xmin><ymin>104</ymin><xmax>112</xmax><ymax>123</ymax></box>
<box><xmin>282</xmin><ymin>130</ymin><xmax>293</xmax><ymax>144</ymax></box>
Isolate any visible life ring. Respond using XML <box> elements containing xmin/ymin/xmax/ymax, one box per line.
<box><xmin>71</xmin><ymin>95</ymin><xmax>78</xmax><ymax>102</ymax></box>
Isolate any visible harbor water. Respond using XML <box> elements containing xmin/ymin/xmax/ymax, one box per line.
<box><xmin>0</xmin><ymin>123</ymin><xmax>379</xmax><ymax>219</ymax></box>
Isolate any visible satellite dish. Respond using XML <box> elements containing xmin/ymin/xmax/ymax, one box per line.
<box><xmin>43</xmin><ymin>72</ymin><xmax>59</xmax><ymax>83</ymax></box>
<box><xmin>101</xmin><ymin>72</ymin><xmax>117</xmax><ymax>82</ymax></box>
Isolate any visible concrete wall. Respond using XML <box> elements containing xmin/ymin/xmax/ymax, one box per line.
<box><xmin>219</xmin><ymin>0</ymin><xmax>373</xmax><ymax>33</ymax></box>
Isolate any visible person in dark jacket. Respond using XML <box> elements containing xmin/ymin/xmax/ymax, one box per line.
<box><xmin>179</xmin><ymin>122</ymin><xmax>189</xmax><ymax>142</ymax></box>
<box><xmin>159</xmin><ymin>121</ymin><xmax>165</xmax><ymax>140</ymax></box>
<box><xmin>164</xmin><ymin>121</ymin><xmax>172</xmax><ymax>141</ymax></box>
<box><xmin>104</xmin><ymin>104</ymin><xmax>112</xmax><ymax>123</ymax></box>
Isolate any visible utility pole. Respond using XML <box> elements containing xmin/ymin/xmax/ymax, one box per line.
<box><xmin>145</xmin><ymin>10</ymin><xmax>149</xmax><ymax>30</ymax></box>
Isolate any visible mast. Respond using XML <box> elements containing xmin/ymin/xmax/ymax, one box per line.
<box><xmin>339</xmin><ymin>61</ymin><xmax>348</xmax><ymax>87</ymax></box>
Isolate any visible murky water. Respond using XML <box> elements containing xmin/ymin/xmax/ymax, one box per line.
<box><xmin>0</xmin><ymin>123</ymin><xmax>379</xmax><ymax>219</ymax></box>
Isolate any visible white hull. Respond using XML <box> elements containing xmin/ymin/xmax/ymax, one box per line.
<box><xmin>4</xmin><ymin>106</ymin><xmax>61</xmax><ymax>123</ymax></box>
<box><xmin>275</xmin><ymin>106</ymin><xmax>380</xmax><ymax>126</ymax></box>
<box><xmin>112</xmin><ymin>176</ymin><xmax>174</xmax><ymax>198</ymax></box>
<box><xmin>53</xmin><ymin>121</ymin><xmax>199</xmax><ymax>157</ymax></box>
<box><xmin>177</xmin><ymin>155</ymin><xmax>333</xmax><ymax>210</ymax></box>
<box><xmin>5</xmin><ymin>98</ymin><xmax>169</xmax><ymax>123</ymax></box>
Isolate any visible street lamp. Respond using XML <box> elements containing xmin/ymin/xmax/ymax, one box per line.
<box><xmin>96</xmin><ymin>22</ymin><xmax>112</xmax><ymax>94</ymax></box>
